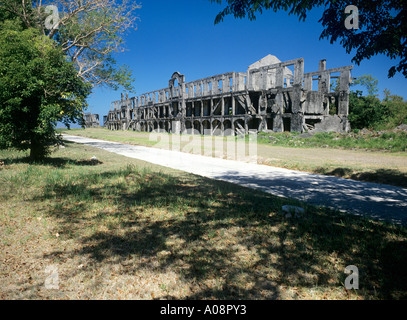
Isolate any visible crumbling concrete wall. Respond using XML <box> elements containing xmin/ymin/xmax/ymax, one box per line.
<box><xmin>84</xmin><ymin>113</ymin><xmax>100</xmax><ymax>128</ymax></box>
<box><xmin>104</xmin><ymin>55</ymin><xmax>352</xmax><ymax>135</ymax></box>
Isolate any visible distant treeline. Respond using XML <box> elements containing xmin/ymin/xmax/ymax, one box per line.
<box><xmin>348</xmin><ymin>75</ymin><xmax>407</xmax><ymax>130</ymax></box>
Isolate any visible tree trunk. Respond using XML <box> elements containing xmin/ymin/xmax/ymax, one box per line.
<box><xmin>29</xmin><ymin>137</ymin><xmax>46</xmax><ymax>162</ymax></box>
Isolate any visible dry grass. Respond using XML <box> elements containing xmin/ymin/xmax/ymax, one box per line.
<box><xmin>1</xmin><ymin>142</ymin><xmax>407</xmax><ymax>300</ymax></box>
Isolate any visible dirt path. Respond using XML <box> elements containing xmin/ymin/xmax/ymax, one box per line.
<box><xmin>62</xmin><ymin>129</ymin><xmax>407</xmax><ymax>172</ymax></box>
<box><xmin>63</xmin><ymin>134</ymin><xmax>407</xmax><ymax>225</ymax></box>
<box><xmin>64</xmin><ymin>129</ymin><xmax>407</xmax><ymax>187</ymax></box>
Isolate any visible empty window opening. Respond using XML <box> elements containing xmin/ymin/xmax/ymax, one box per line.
<box><xmin>283</xmin><ymin>118</ymin><xmax>291</xmax><ymax>132</ymax></box>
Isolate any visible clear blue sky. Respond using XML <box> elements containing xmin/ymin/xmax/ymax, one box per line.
<box><xmin>82</xmin><ymin>0</ymin><xmax>407</xmax><ymax>125</ymax></box>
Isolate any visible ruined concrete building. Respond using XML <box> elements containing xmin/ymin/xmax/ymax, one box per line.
<box><xmin>104</xmin><ymin>55</ymin><xmax>353</xmax><ymax>135</ymax></box>
<box><xmin>83</xmin><ymin>113</ymin><xmax>100</xmax><ymax>128</ymax></box>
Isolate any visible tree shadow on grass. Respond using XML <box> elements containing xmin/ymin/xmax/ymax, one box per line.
<box><xmin>36</xmin><ymin>166</ymin><xmax>407</xmax><ymax>299</ymax></box>
<box><xmin>1</xmin><ymin>143</ymin><xmax>103</xmax><ymax>168</ymax></box>
<box><xmin>2</xmin><ymin>157</ymin><xmax>103</xmax><ymax>167</ymax></box>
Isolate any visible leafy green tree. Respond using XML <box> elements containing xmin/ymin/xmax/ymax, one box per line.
<box><xmin>0</xmin><ymin>19</ymin><xmax>91</xmax><ymax>161</ymax></box>
<box><xmin>210</xmin><ymin>0</ymin><xmax>407</xmax><ymax>78</ymax></box>
<box><xmin>348</xmin><ymin>75</ymin><xmax>385</xmax><ymax>129</ymax></box>
<box><xmin>0</xmin><ymin>0</ymin><xmax>140</xmax><ymax>91</ymax></box>
<box><xmin>0</xmin><ymin>1</ymin><xmax>139</xmax><ymax>160</ymax></box>
<box><xmin>382</xmin><ymin>92</ymin><xmax>407</xmax><ymax>128</ymax></box>
<box><xmin>352</xmin><ymin>74</ymin><xmax>379</xmax><ymax>97</ymax></box>
<box><xmin>348</xmin><ymin>75</ymin><xmax>407</xmax><ymax>129</ymax></box>
<box><xmin>348</xmin><ymin>91</ymin><xmax>385</xmax><ymax>130</ymax></box>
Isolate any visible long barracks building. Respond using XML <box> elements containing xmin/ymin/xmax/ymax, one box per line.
<box><xmin>104</xmin><ymin>55</ymin><xmax>353</xmax><ymax>135</ymax></box>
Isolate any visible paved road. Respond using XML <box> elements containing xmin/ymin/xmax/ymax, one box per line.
<box><xmin>63</xmin><ymin>134</ymin><xmax>407</xmax><ymax>225</ymax></box>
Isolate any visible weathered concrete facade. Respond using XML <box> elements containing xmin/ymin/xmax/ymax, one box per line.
<box><xmin>84</xmin><ymin>113</ymin><xmax>100</xmax><ymax>128</ymax></box>
<box><xmin>104</xmin><ymin>55</ymin><xmax>353</xmax><ymax>135</ymax></box>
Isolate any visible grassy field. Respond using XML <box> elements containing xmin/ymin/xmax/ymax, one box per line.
<box><xmin>59</xmin><ymin>127</ymin><xmax>407</xmax><ymax>152</ymax></box>
<box><xmin>258</xmin><ymin>130</ymin><xmax>407</xmax><ymax>152</ymax></box>
<box><xmin>60</xmin><ymin>128</ymin><xmax>407</xmax><ymax>188</ymax></box>
<box><xmin>1</xmin><ymin>141</ymin><xmax>407</xmax><ymax>299</ymax></box>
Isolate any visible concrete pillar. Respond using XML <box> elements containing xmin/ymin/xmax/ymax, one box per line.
<box><xmin>273</xmin><ymin>92</ymin><xmax>284</xmax><ymax>132</ymax></box>
<box><xmin>244</xmin><ymin>118</ymin><xmax>249</xmax><ymax>134</ymax></box>
<box><xmin>319</xmin><ymin>59</ymin><xmax>326</xmax><ymax>71</ymax></box>
<box><xmin>172</xmin><ymin>120</ymin><xmax>181</xmax><ymax>134</ymax></box>
<box><xmin>338</xmin><ymin>70</ymin><xmax>351</xmax><ymax>115</ymax></box>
